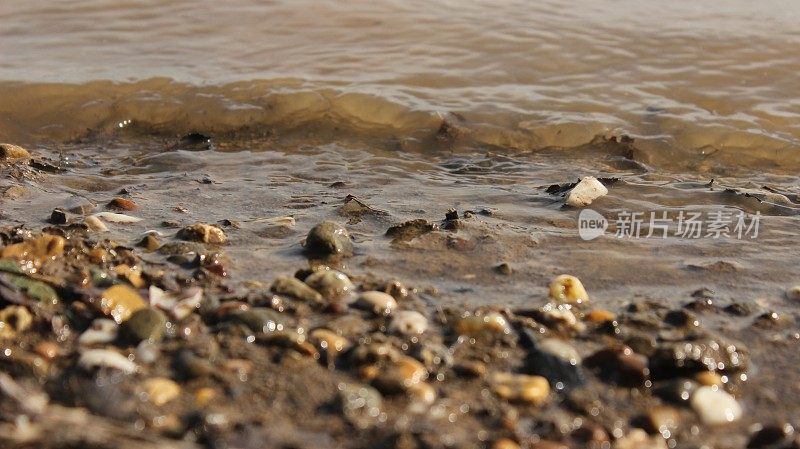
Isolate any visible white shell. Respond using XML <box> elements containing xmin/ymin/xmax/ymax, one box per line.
<box><xmin>78</xmin><ymin>319</ymin><xmax>118</xmax><ymax>346</ymax></box>
<box><xmin>92</xmin><ymin>212</ymin><xmax>143</xmax><ymax>223</ymax></box>
<box><xmin>565</xmin><ymin>176</ymin><xmax>608</xmax><ymax>207</ymax></box>
<box><xmin>84</xmin><ymin>215</ymin><xmax>109</xmax><ymax>232</ymax></box>
<box><xmin>149</xmin><ymin>285</ymin><xmax>203</xmax><ymax>320</ymax></box>
<box><xmin>690</xmin><ymin>386</ymin><xmax>742</xmax><ymax>425</ymax></box>
<box><xmin>78</xmin><ymin>349</ymin><xmax>138</xmax><ymax>374</ymax></box>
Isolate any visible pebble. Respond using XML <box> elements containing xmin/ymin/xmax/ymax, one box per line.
<box><xmin>748</xmin><ymin>423</ymin><xmax>794</xmax><ymax>448</ymax></box>
<box><xmin>107</xmin><ymin>197</ymin><xmax>139</xmax><ymax>211</ymax></box>
<box><xmin>0</xmin><ymin>143</ymin><xmax>31</xmax><ymax>160</ymax></box>
<box><xmin>270</xmin><ymin>276</ymin><xmax>323</xmax><ymax>303</ymax></box>
<box><xmin>1</xmin><ymin>234</ymin><xmax>66</xmax><ymax>267</ymax></box>
<box><xmin>304</xmin><ymin>221</ymin><xmax>353</xmax><ymax>257</ymax></box>
<box><xmin>229</xmin><ymin>308</ymin><xmax>285</xmax><ymax>334</ymax></box>
<box><xmin>178</xmin><ymin>223</ymin><xmax>228</xmax><ymax>244</ymax></box>
<box><xmin>494</xmin><ymin>262</ymin><xmax>513</xmax><ymax>275</ymax></box>
<box><xmin>175</xmin><ymin>350</ymin><xmax>214</xmax><ymax>379</ymax></box>
<box><xmin>406</xmin><ymin>382</ymin><xmax>436</xmax><ymax>412</ymax></box>
<box><xmin>549</xmin><ymin>274</ymin><xmax>589</xmax><ymax>304</ymax></box>
<box><xmin>644</xmin><ymin>405</ymin><xmax>680</xmax><ymax>438</ymax></box>
<box><xmin>194</xmin><ymin>387</ymin><xmax>217</xmax><ymax>407</ymax></box>
<box><xmin>389</xmin><ymin>310</ymin><xmax>428</xmax><ymax>336</ymax></box>
<box><xmin>97</xmin><ymin>284</ymin><xmax>147</xmax><ymax>323</ymax></box>
<box><xmin>585</xmin><ymin>309</ymin><xmax>616</xmax><ymax>323</ymax></box>
<box><xmin>786</xmin><ymin>286</ymin><xmax>800</xmax><ymax>301</ymax></box>
<box><xmin>539</xmin><ymin>303</ymin><xmax>585</xmax><ymax>333</ymax></box>
<box><xmin>137</xmin><ymin>234</ymin><xmax>162</xmax><ymax>252</ymax></box>
<box><xmin>121</xmin><ymin>307</ymin><xmax>168</xmax><ymax>342</ymax></box>
<box><xmin>78</xmin><ymin>319</ymin><xmax>119</xmax><ymax>346</ymax></box>
<box><xmin>0</xmin><ymin>305</ymin><xmax>33</xmax><ymax>338</ymax></box>
<box><xmin>304</xmin><ymin>270</ymin><xmax>356</xmax><ymax>304</ymax></box>
<box><xmin>78</xmin><ymin>349</ymin><xmax>138</xmax><ymax>374</ymax></box>
<box><xmin>490</xmin><ymin>372</ymin><xmax>550</xmax><ymax>406</ymax></box>
<box><xmin>613</xmin><ymin>428</ymin><xmax>667</xmax><ymax>449</ymax></box>
<box><xmin>694</xmin><ymin>371</ymin><xmax>724</xmax><ymax>387</ymax></box>
<box><xmin>34</xmin><ymin>341</ymin><xmax>62</xmax><ymax>360</ymax></box>
<box><xmin>523</xmin><ymin>333</ymin><xmax>585</xmax><ymax>392</ymax></box>
<box><xmin>355</xmin><ymin>291</ymin><xmax>397</xmax><ymax>316</ymax></box>
<box><xmin>654</xmin><ymin>379</ymin><xmax>698</xmax><ymax>405</ymax></box>
<box><xmin>370</xmin><ymin>356</ymin><xmax>429</xmax><ymax>394</ymax></box>
<box><xmin>690</xmin><ymin>386</ymin><xmax>743</xmax><ymax>425</ymax></box>
<box><xmin>565</xmin><ymin>176</ymin><xmax>608</xmax><ymax>207</ymax></box>
<box><xmin>142</xmin><ymin>377</ymin><xmax>181</xmax><ymax>406</ymax></box>
<box><xmin>149</xmin><ymin>286</ymin><xmax>203</xmax><ymax>320</ymax></box>
<box><xmin>492</xmin><ymin>438</ymin><xmax>521</xmax><ymax>449</ymax></box>
<box><xmin>454</xmin><ymin>312</ymin><xmax>512</xmax><ymax>337</ymax></box>
<box><xmin>649</xmin><ymin>337</ymin><xmax>748</xmax><ymax>378</ymax></box>
<box><xmin>84</xmin><ymin>215</ymin><xmax>109</xmax><ymax>232</ymax></box>
<box><xmin>310</xmin><ymin>328</ymin><xmax>351</xmax><ymax>354</ymax></box>
<box><xmin>49</xmin><ymin>208</ymin><xmax>68</xmax><ymax>224</ymax></box>
<box><xmin>584</xmin><ymin>346</ymin><xmax>650</xmax><ymax>388</ymax></box>
<box><xmin>337</xmin><ymin>383</ymin><xmax>384</xmax><ymax>429</ymax></box>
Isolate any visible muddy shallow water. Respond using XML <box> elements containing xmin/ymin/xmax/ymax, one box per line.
<box><xmin>1</xmin><ymin>1</ymin><xmax>800</xmax><ymax>448</ymax></box>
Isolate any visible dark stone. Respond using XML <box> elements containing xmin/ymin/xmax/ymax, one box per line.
<box><xmin>748</xmin><ymin>423</ymin><xmax>794</xmax><ymax>449</ymax></box>
<box><xmin>521</xmin><ymin>329</ymin><xmax>585</xmax><ymax>392</ymax></box>
<box><xmin>228</xmin><ymin>308</ymin><xmax>286</xmax><ymax>334</ymax></box>
<box><xmin>49</xmin><ymin>208</ymin><xmax>67</xmax><ymax>225</ymax></box>
<box><xmin>121</xmin><ymin>307</ymin><xmax>167</xmax><ymax>342</ymax></box>
<box><xmin>494</xmin><ymin>262</ymin><xmax>513</xmax><ymax>275</ymax></box>
<box><xmin>653</xmin><ymin>379</ymin><xmax>698</xmax><ymax>405</ymax></box>
<box><xmin>584</xmin><ymin>346</ymin><xmax>650</xmax><ymax>388</ymax></box>
<box><xmin>649</xmin><ymin>336</ymin><xmax>748</xmax><ymax>380</ymax></box>
<box><xmin>304</xmin><ymin>221</ymin><xmax>353</xmax><ymax>258</ymax></box>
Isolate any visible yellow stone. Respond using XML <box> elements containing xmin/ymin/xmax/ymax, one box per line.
<box><xmin>0</xmin><ymin>306</ymin><xmax>33</xmax><ymax>338</ymax></box>
<box><xmin>99</xmin><ymin>284</ymin><xmax>147</xmax><ymax>323</ymax></box>
<box><xmin>114</xmin><ymin>264</ymin><xmax>146</xmax><ymax>288</ymax></box>
<box><xmin>195</xmin><ymin>387</ymin><xmax>217</xmax><ymax>407</ymax></box>
<box><xmin>549</xmin><ymin>274</ymin><xmax>589</xmax><ymax>304</ymax></box>
<box><xmin>0</xmin><ymin>143</ymin><xmax>31</xmax><ymax>160</ymax></box>
<box><xmin>1</xmin><ymin>235</ymin><xmax>65</xmax><ymax>268</ymax></box>
<box><xmin>310</xmin><ymin>328</ymin><xmax>351</xmax><ymax>353</ymax></box>
<box><xmin>142</xmin><ymin>377</ymin><xmax>181</xmax><ymax>406</ymax></box>
<box><xmin>492</xmin><ymin>438</ymin><xmax>521</xmax><ymax>449</ymax></box>
<box><xmin>455</xmin><ymin>312</ymin><xmax>512</xmax><ymax>337</ymax></box>
<box><xmin>585</xmin><ymin>310</ymin><xmax>616</xmax><ymax>323</ymax></box>
<box><xmin>491</xmin><ymin>373</ymin><xmax>550</xmax><ymax>406</ymax></box>
<box><xmin>694</xmin><ymin>371</ymin><xmax>724</xmax><ymax>387</ymax></box>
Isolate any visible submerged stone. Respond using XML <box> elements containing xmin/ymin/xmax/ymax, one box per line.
<box><xmin>304</xmin><ymin>221</ymin><xmax>353</xmax><ymax>257</ymax></box>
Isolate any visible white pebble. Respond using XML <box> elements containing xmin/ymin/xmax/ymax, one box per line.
<box><xmin>566</xmin><ymin>176</ymin><xmax>608</xmax><ymax>207</ymax></box>
<box><xmin>355</xmin><ymin>291</ymin><xmax>397</xmax><ymax>316</ymax></box>
<box><xmin>78</xmin><ymin>319</ymin><xmax>118</xmax><ymax>346</ymax></box>
<box><xmin>389</xmin><ymin>311</ymin><xmax>428</xmax><ymax>336</ymax></box>
<box><xmin>92</xmin><ymin>212</ymin><xmax>142</xmax><ymax>223</ymax></box>
<box><xmin>690</xmin><ymin>386</ymin><xmax>742</xmax><ymax>425</ymax></box>
<box><xmin>78</xmin><ymin>349</ymin><xmax>138</xmax><ymax>374</ymax></box>
<box><xmin>84</xmin><ymin>215</ymin><xmax>109</xmax><ymax>232</ymax></box>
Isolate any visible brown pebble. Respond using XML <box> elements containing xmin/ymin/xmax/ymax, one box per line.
<box><xmin>34</xmin><ymin>341</ymin><xmax>62</xmax><ymax>360</ymax></box>
<box><xmin>0</xmin><ymin>143</ymin><xmax>31</xmax><ymax>160</ymax></box>
<box><xmin>694</xmin><ymin>371</ymin><xmax>724</xmax><ymax>387</ymax></box>
<box><xmin>142</xmin><ymin>377</ymin><xmax>181</xmax><ymax>406</ymax></box>
<box><xmin>195</xmin><ymin>387</ymin><xmax>216</xmax><ymax>407</ymax></box>
<box><xmin>584</xmin><ymin>346</ymin><xmax>650</xmax><ymax>388</ymax></box>
<box><xmin>495</xmin><ymin>262</ymin><xmax>513</xmax><ymax>275</ymax></box>
<box><xmin>108</xmin><ymin>197</ymin><xmax>139</xmax><ymax>211</ymax></box>
<box><xmin>643</xmin><ymin>405</ymin><xmax>680</xmax><ymax>436</ymax></box>
<box><xmin>585</xmin><ymin>310</ymin><xmax>616</xmax><ymax>323</ymax></box>
<box><xmin>492</xmin><ymin>438</ymin><xmax>520</xmax><ymax>449</ymax></box>
<box><xmin>178</xmin><ymin>223</ymin><xmax>228</xmax><ymax>244</ymax></box>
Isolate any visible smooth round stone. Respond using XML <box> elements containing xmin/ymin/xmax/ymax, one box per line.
<box><xmin>310</xmin><ymin>328</ymin><xmax>351</xmax><ymax>354</ymax></box>
<box><xmin>337</xmin><ymin>383</ymin><xmax>383</xmax><ymax>429</ymax></box>
<box><xmin>305</xmin><ymin>221</ymin><xmax>353</xmax><ymax>257</ymax></box>
<box><xmin>304</xmin><ymin>270</ymin><xmax>356</xmax><ymax>303</ymax></box>
<box><xmin>98</xmin><ymin>284</ymin><xmax>147</xmax><ymax>323</ymax></box>
<box><xmin>690</xmin><ymin>386</ymin><xmax>743</xmax><ymax>425</ymax></box>
<box><xmin>786</xmin><ymin>286</ymin><xmax>800</xmax><ymax>301</ymax></box>
<box><xmin>371</xmin><ymin>356</ymin><xmax>428</xmax><ymax>394</ymax></box>
<box><xmin>490</xmin><ymin>372</ymin><xmax>550</xmax><ymax>406</ymax></box>
<box><xmin>230</xmin><ymin>308</ymin><xmax>285</xmax><ymax>334</ymax></box>
<box><xmin>389</xmin><ymin>311</ymin><xmax>428</xmax><ymax>336</ymax></box>
<box><xmin>454</xmin><ymin>312</ymin><xmax>512</xmax><ymax>337</ymax></box>
<box><xmin>121</xmin><ymin>307</ymin><xmax>167</xmax><ymax>342</ymax></box>
<box><xmin>549</xmin><ymin>274</ymin><xmax>589</xmax><ymax>304</ymax></box>
<box><xmin>270</xmin><ymin>276</ymin><xmax>323</xmax><ymax>303</ymax></box>
<box><xmin>142</xmin><ymin>377</ymin><xmax>181</xmax><ymax>406</ymax></box>
<box><xmin>355</xmin><ymin>291</ymin><xmax>397</xmax><ymax>316</ymax></box>
<box><xmin>538</xmin><ymin>338</ymin><xmax>580</xmax><ymax>365</ymax></box>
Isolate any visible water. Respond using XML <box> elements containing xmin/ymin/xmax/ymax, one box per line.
<box><xmin>1</xmin><ymin>0</ymin><xmax>799</xmax><ymax>171</ymax></box>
